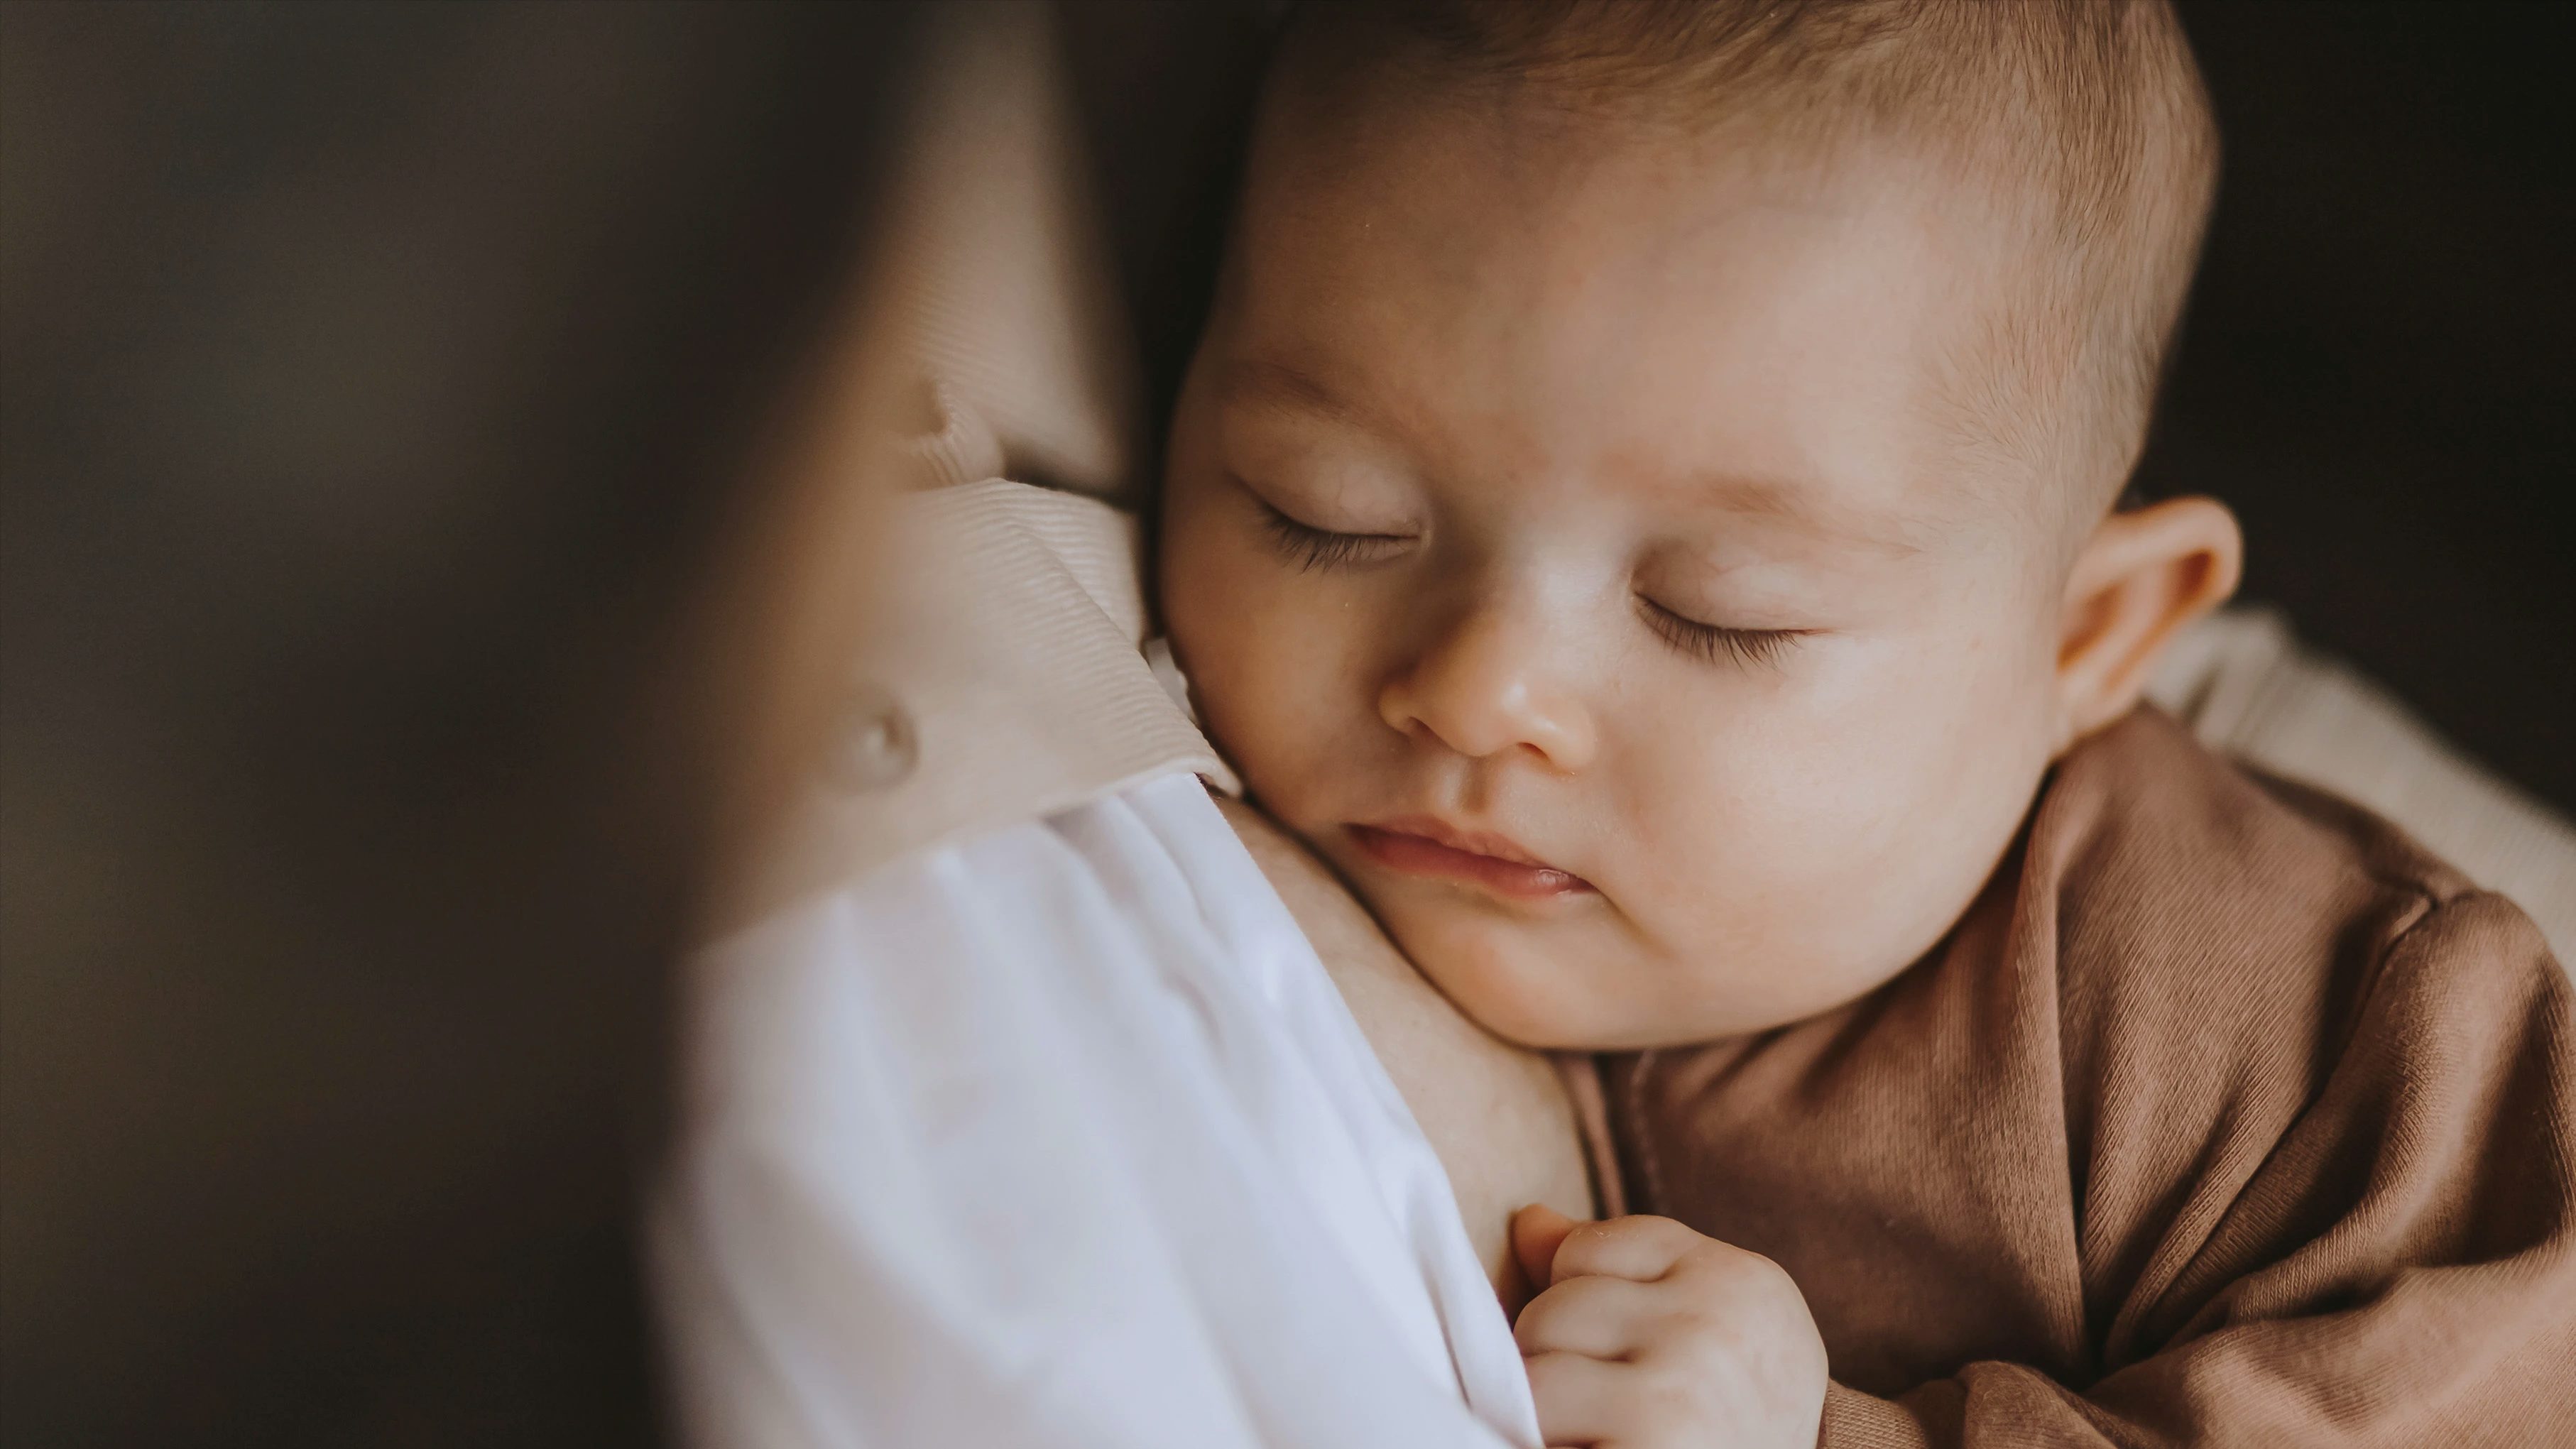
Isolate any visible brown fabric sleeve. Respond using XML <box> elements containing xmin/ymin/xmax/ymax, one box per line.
<box><xmin>1551</xmin><ymin>1052</ymin><xmax>1626</xmax><ymax>1220</ymax></box>
<box><xmin>1820</xmin><ymin>890</ymin><xmax>2576</xmax><ymax>1448</ymax></box>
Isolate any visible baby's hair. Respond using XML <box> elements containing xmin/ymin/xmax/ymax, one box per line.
<box><xmin>1279</xmin><ymin>0</ymin><xmax>2220</xmax><ymax>535</ymax></box>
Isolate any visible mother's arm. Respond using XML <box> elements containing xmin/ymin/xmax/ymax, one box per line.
<box><xmin>1217</xmin><ymin>796</ymin><xmax>1596</xmax><ymax>1293</ymax></box>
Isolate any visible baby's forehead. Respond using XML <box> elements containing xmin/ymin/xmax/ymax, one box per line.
<box><xmin>1233</xmin><ymin>104</ymin><xmax>2070</xmax><ymax>537</ymax></box>
<box><xmin>1252</xmin><ymin>2</ymin><xmax>2217</xmax><ymax>534</ymax></box>
<box><xmin>1254</xmin><ymin>75</ymin><xmax>2073</xmax><ymax>371</ymax></box>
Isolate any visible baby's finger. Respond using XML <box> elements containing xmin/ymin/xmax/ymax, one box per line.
<box><xmin>1545</xmin><ymin>1213</ymin><xmax>1708</xmax><ymax>1285</ymax></box>
<box><xmin>1511</xmin><ymin>1203</ymin><xmax>1582</xmax><ymax>1295</ymax></box>
<box><xmin>1522</xmin><ymin>1350</ymin><xmax>1631</xmax><ymax>1447</ymax></box>
<box><xmin>1512</xmin><ymin>1273</ymin><xmax>1659</xmax><ymax>1360</ymax></box>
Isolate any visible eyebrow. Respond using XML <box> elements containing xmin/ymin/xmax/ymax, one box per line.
<box><xmin>1214</xmin><ymin>358</ymin><xmax>1395</xmax><ymax>435</ymax></box>
<box><xmin>1662</xmin><ymin>472</ymin><xmax>1936</xmax><ymax>559</ymax></box>
<box><xmin>1218</xmin><ymin>355</ymin><xmax>1938</xmax><ymax>559</ymax></box>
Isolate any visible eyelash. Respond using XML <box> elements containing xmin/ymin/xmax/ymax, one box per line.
<box><xmin>1252</xmin><ymin>495</ymin><xmax>1803</xmax><ymax>669</ymax></box>
<box><xmin>1635</xmin><ymin>598</ymin><xmax>1804</xmax><ymax>669</ymax></box>
<box><xmin>1256</xmin><ymin>500</ymin><xmax>1410</xmax><ymax>572</ymax></box>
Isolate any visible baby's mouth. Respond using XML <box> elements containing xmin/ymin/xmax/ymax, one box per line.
<box><xmin>1345</xmin><ymin>816</ymin><xmax>1595</xmax><ymax>902</ymax></box>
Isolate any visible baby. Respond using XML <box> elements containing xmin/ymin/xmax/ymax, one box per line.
<box><xmin>1159</xmin><ymin>1</ymin><xmax>2576</xmax><ymax>1445</ymax></box>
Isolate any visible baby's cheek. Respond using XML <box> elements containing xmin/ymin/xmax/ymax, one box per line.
<box><xmin>1191</xmin><ymin>660</ymin><xmax>1365</xmax><ymax>875</ymax></box>
<box><xmin>1166</xmin><ymin>535</ymin><xmax>1296</xmax><ymax>745</ymax></box>
<box><xmin>1601</xmin><ymin>710</ymin><xmax>1930</xmax><ymax>1008</ymax></box>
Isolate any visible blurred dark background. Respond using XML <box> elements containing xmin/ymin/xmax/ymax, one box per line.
<box><xmin>2141</xmin><ymin>0</ymin><xmax>2576</xmax><ymax>813</ymax></box>
<box><xmin>3</xmin><ymin>3</ymin><xmax>918</xmax><ymax>1445</ymax></box>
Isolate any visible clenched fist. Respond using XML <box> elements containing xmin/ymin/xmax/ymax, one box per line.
<box><xmin>1510</xmin><ymin>1205</ymin><xmax>1828</xmax><ymax>1449</ymax></box>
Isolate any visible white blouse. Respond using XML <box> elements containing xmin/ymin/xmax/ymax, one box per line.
<box><xmin>656</xmin><ymin>770</ymin><xmax>1541</xmax><ymax>1449</ymax></box>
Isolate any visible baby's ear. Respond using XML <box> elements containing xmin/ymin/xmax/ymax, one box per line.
<box><xmin>2053</xmin><ymin>496</ymin><xmax>2243</xmax><ymax>753</ymax></box>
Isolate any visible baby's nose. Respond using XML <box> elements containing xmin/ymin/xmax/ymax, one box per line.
<box><xmin>1377</xmin><ymin>611</ymin><xmax>1598</xmax><ymax>772</ymax></box>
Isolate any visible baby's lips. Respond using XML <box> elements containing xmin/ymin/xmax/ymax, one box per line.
<box><xmin>1346</xmin><ymin>821</ymin><xmax>1595</xmax><ymax>901</ymax></box>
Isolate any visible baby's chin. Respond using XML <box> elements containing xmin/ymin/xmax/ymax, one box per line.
<box><xmin>1381</xmin><ymin>899</ymin><xmax>1904</xmax><ymax>1051</ymax></box>
<box><xmin>1378</xmin><ymin>904</ymin><xmax>1691</xmax><ymax>1051</ymax></box>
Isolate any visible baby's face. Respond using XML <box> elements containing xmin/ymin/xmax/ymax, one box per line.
<box><xmin>1162</xmin><ymin>93</ymin><xmax>2073</xmax><ymax>1048</ymax></box>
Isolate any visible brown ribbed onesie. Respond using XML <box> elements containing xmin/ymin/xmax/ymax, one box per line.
<box><xmin>1576</xmin><ymin>709</ymin><xmax>2575</xmax><ymax>1447</ymax></box>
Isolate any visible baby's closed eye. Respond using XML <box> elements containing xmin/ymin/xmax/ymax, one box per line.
<box><xmin>1252</xmin><ymin>494</ymin><xmax>1413</xmax><ymax>572</ymax></box>
<box><xmin>1632</xmin><ymin>596</ymin><xmax>1808</xmax><ymax>669</ymax></box>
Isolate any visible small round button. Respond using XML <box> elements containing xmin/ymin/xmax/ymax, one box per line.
<box><xmin>833</xmin><ymin>682</ymin><xmax>917</xmax><ymax>792</ymax></box>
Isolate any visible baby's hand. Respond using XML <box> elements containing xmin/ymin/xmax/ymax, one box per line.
<box><xmin>1510</xmin><ymin>1205</ymin><xmax>1827</xmax><ymax>1449</ymax></box>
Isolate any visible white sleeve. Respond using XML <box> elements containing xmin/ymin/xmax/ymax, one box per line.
<box><xmin>655</xmin><ymin>772</ymin><xmax>1540</xmax><ymax>1449</ymax></box>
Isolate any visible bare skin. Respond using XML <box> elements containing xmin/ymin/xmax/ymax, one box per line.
<box><xmin>1217</xmin><ymin>794</ymin><xmax>1595</xmax><ymax>1294</ymax></box>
